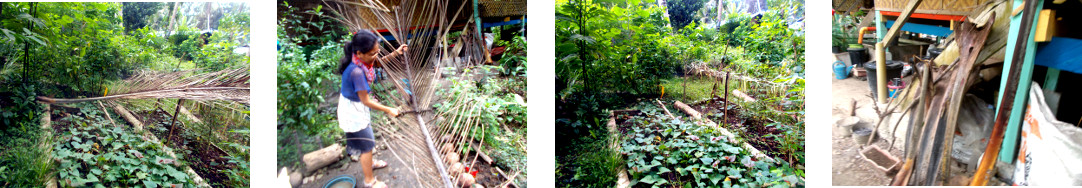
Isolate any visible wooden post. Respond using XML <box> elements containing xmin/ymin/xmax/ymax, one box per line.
<box><xmin>168</xmin><ymin>99</ymin><xmax>184</xmax><ymax>142</ymax></box>
<box><xmin>876</xmin><ymin>0</ymin><xmax>924</xmax><ymax>102</ymax></box>
<box><xmin>724</xmin><ymin>71</ymin><xmax>730</xmax><ymax>125</ymax></box>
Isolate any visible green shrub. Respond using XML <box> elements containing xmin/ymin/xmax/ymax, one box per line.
<box><xmin>0</xmin><ymin>83</ymin><xmax>52</xmax><ymax>186</ymax></box>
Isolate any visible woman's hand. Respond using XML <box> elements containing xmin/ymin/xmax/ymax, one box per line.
<box><xmin>387</xmin><ymin>108</ymin><xmax>400</xmax><ymax>117</ymax></box>
<box><xmin>395</xmin><ymin>45</ymin><xmax>408</xmax><ymax>55</ymax></box>
<box><xmin>380</xmin><ymin>45</ymin><xmax>409</xmax><ymax>63</ymax></box>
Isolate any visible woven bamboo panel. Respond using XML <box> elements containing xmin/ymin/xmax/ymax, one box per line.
<box><xmin>479</xmin><ymin>0</ymin><xmax>527</xmax><ymax>17</ymax></box>
<box><xmin>345</xmin><ymin>0</ymin><xmax>471</xmax><ymax>31</ymax></box>
<box><xmin>873</xmin><ymin>0</ymin><xmax>987</xmax><ymax>15</ymax></box>
<box><xmin>833</xmin><ymin>0</ymin><xmax>862</xmax><ymax>13</ymax></box>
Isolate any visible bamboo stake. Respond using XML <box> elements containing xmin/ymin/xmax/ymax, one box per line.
<box><xmin>169</xmin><ymin>99</ymin><xmax>184</xmax><ymax>142</ymax></box>
<box><xmin>655</xmin><ymin>99</ymin><xmax>677</xmax><ymax>120</ymax></box>
<box><xmin>97</xmin><ymin>101</ymin><xmax>118</xmax><ymax>127</ymax></box>
<box><xmin>724</xmin><ymin>71</ymin><xmax>730</xmax><ymax>125</ymax></box>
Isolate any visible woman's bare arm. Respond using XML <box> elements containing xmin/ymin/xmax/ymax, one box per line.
<box><xmin>377</xmin><ymin>45</ymin><xmax>408</xmax><ymax>65</ymax></box>
<box><xmin>358</xmin><ymin>91</ymin><xmax>399</xmax><ymax>117</ymax></box>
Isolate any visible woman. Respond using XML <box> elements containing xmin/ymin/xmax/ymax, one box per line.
<box><xmin>336</xmin><ymin>30</ymin><xmax>406</xmax><ymax>188</ymax></box>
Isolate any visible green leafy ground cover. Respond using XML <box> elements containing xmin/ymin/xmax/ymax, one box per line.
<box><xmin>616</xmin><ymin>104</ymin><xmax>802</xmax><ymax>187</ymax></box>
<box><xmin>52</xmin><ymin>103</ymin><xmax>193</xmax><ymax>187</ymax></box>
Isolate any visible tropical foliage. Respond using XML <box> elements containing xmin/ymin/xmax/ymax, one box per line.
<box><xmin>0</xmin><ymin>2</ymin><xmax>250</xmax><ymax>187</ymax></box>
<box><xmin>555</xmin><ymin>0</ymin><xmax>804</xmax><ymax>187</ymax></box>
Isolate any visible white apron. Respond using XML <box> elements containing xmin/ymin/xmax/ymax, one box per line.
<box><xmin>337</xmin><ymin>95</ymin><xmax>370</xmax><ymax>132</ymax></box>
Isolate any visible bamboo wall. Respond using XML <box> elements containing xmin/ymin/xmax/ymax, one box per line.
<box><xmin>346</xmin><ymin>0</ymin><xmax>525</xmax><ymax>31</ymax></box>
<box><xmin>873</xmin><ymin>0</ymin><xmax>990</xmax><ymax>15</ymax></box>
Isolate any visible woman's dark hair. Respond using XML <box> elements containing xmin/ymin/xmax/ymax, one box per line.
<box><xmin>336</xmin><ymin>30</ymin><xmax>380</xmax><ymax>75</ymax></box>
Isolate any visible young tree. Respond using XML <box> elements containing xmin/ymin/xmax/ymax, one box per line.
<box><xmin>665</xmin><ymin>0</ymin><xmax>704</xmax><ymax>31</ymax></box>
<box><xmin>122</xmin><ymin>2</ymin><xmax>163</xmax><ymax>32</ymax></box>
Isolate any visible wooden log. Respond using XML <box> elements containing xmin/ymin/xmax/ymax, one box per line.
<box><xmin>41</xmin><ymin>104</ymin><xmax>51</xmax><ymax>129</ymax></box>
<box><xmin>673</xmin><ymin>101</ymin><xmax>702</xmax><ymax>119</ymax></box>
<box><xmin>731</xmin><ymin>89</ymin><xmax>757</xmax><ymax>102</ymax></box>
<box><xmin>41</xmin><ymin>104</ymin><xmax>58</xmax><ymax>188</ymax></box>
<box><xmin>470</xmin><ymin>142</ymin><xmax>493</xmax><ymax>164</ymax></box>
<box><xmin>302</xmin><ymin>144</ymin><xmax>344</xmax><ymax>175</ymax></box>
<box><xmin>117</xmin><ymin>104</ymin><xmax>209</xmax><ymax>187</ymax></box>
<box><xmin>178</xmin><ymin>105</ymin><xmax>202</xmax><ymax>124</ymax></box>
<box><xmin>496</xmin><ymin>167</ymin><xmax>520</xmax><ymax>188</ymax></box>
<box><xmin>111</xmin><ymin>105</ymin><xmax>144</xmax><ymax>131</ymax></box>
<box><xmin>671</xmin><ymin>100</ymin><xmax>771</xmax><ymax>161</ymax></box>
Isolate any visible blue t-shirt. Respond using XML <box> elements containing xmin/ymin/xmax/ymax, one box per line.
<box><xmin>340</xmin><ymin>63</ymin><xmax>371</xmax><ymax>102</ymax></box>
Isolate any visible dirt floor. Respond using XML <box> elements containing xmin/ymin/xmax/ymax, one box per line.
<box><xmin>297</xmin><ymin>141</ymin><xmax>422</xmax><ymax>188</ymax></box>
<box><xmin>297</xmin><ymin>139</ymin><xmax>511</xmax><ymax>188</ymax></box>
<box><xmin>138</xmin><ymin>108</ymin><xmax>233</xmax><ymax>186</ymax></box>
<box><xmin>829</xmin><ymin>55</ymin><xmax>1006</xmax><ymax>186</ymax></box>
<box><xmin>831</xmin><ymin>76</ymin><xmax>902</xmax><ymax>186</ymax></box>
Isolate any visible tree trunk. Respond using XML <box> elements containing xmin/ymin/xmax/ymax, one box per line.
<box><xmin>204</xmin><ymin>2</ymin><xmax>213</xmax><ymax>30</ymax></box>
<box><xmin>23</xmin><ymin>3</ymin><xmax>33</xmax><ymax>83</ymax></box>
<box><xmin>166</xmin><ymin>3</ymin><xmax>178</xmax><ymax>36</ymax></box>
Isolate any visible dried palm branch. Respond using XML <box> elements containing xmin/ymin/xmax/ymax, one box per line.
<box><xmin>36</xmin><ymin>67</ymin><xmax>250</xmax><ymax>104</ymax></box>
<box><xmin>324</xmin><ymin>0</ymin><xmax>501</xmax><ymax>187</ymax></box>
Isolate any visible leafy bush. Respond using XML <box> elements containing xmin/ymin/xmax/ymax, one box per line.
<box><xmin>221</xmin><ymin>155</ymin><xmax>249</xmax><ymax>186</ymax></box>
<box><xmin>497</xmin><ymin>35</ymin><xmax>528</xmax><ymax>76</ymax></box>
<box><xmin>0</xmin><ymin>83</ymin><xmax>51</xmax><ymax>186</ymax></box>
<box><xmin>436</xmin><ymin>71</ymin><xmax>528</xmax><ymax>134</ymax></box>
<box><xmin>276</xmin><ymin>39</ymin><xmax>336</xmax><ymax>135</ymax></box>
<box><xmin>556</xmin><ymin>0</ymin><xmax>677</xmax><ymax>96</ymax></box>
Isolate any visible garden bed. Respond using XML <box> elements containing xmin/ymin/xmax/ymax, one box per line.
<box><xmin>611</xmin><ymin>102</ymin><xmax>801</xmax><ymax>187</ymax></box>
<box><xmin>686</xmin><ymin>97</ymin><xmax>796</xmax><ymax>165</ymax></box>
<box><xmin>136</xmin><ymin>107</ymin><xmax>235</xmax><ymax>187</ymax></box>
<box><xmin>49</xmin><ymin>103</ymin><xmax>201</xmax><ymax>187</ymax></box>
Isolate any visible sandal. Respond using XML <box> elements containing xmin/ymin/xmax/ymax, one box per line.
<box><xmin>372</xmin><ymin>159</ymin><xmax>388</xmax><ymax>169</ymax></box>
<box><xmin>363</xmin><ymin>178</ymin><xmax>387</xmax><ymax>188</ymax></box>
<box><xmin>351</xmin><ymin>156</ymin><xmax>389</xmax><ymax>169</ymax></box>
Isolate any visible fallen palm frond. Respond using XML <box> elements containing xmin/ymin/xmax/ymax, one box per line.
<box><xmin>885</xmin><ymin>7</ymin><xmax>1000</xmax><ymax>185</ymax></box>
<box><xmin>36</xmin><ymin>67</ymin><xmax>250</xmax><ymax>104</ymax></box>
<box><xmin>324</xmin><ymin>0</ymin><xmax>495</xmax><ymax>187</ymax></box>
